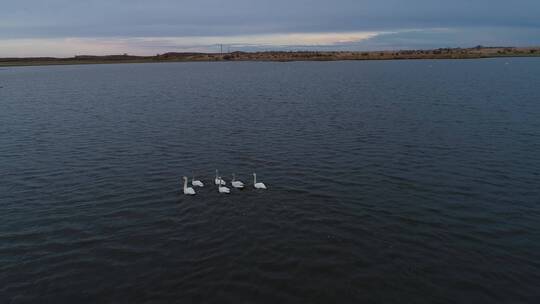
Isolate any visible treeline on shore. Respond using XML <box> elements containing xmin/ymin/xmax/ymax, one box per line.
<box><xmin>1</xmin><ymin>46</ymin><xmax>539</xmax><ymax>66</ymax></box>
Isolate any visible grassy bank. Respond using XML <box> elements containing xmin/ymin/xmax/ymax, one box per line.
<box><xmin>1</xmin><ymin>46</ymin><xmax>539</xmax><ymax>67</ymax></box>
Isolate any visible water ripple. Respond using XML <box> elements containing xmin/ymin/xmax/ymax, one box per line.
<box><xmin>1</xmin><ymin>59</ymin><xmax>540</xmax><ymax>302</ymax></box>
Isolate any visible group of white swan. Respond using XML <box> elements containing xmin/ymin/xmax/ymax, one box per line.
<box><xmin>182</xmin><ymin>169</ymin><xmax>267</xmax><ymax>195</ymax></box>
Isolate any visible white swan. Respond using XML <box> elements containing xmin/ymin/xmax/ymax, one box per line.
<box><xmin>218</xmin><ymin>177</ymin><xmax>230</xmax><ymax>194</ymax></box>
<box><xmin>192</xmin><ymin>176</ymin><xmax>204</xmax><ymax>187</ymax></box>
<box><xmin>215</xmin><ymin>169</ymin><xmax>226</xmax><ymax>185</ymax></box>
<box><xmin>231</xmin><ymin>173</ymin><xmax>244</xmax><ymax>189</ymax></box>
<box><xmin>183</xmin><ymin>176</ymin><xmax>196</xmax><ymax>195</ymax></box>
<box><xmin>253</xmin><ymin>173</ymin><xmax>267</xmax><ymax>189</ymax></box>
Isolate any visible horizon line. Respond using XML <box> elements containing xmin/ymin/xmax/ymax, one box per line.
<box><xmin>2</xmin><ymin>45</ymin><xmax>540</xmax><ymax>59</ymax></box>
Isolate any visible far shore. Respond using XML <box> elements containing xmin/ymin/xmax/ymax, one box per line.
<box><xmin>1</xmin><ymin>46</ymin><xmax>539</xmax><ymax>67</ymax></box>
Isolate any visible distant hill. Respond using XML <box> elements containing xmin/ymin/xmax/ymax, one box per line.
<box><xmin>1</xmin><ymin>47</ymin><xmax>539</xmax><ymax>67</ymax></box>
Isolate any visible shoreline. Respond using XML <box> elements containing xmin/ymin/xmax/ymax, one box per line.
<box><xmin>1</xmin><ymin>46</ymin><xmax>539</xmax><ymax>67</ymax></box>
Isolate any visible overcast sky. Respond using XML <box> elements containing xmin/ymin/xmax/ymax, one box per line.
<box><xmin>1</xmin><ymin>0</ymin><xmax>540</xmax><ymax>56</ymax></box>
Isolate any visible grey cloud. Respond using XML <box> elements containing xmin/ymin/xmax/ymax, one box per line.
<box><xmin>1</xmin><ymin>0</ymin><xmax>539</xmax><ymax>38</ymax></box>
<box><xmin>1</xmin><ymin>0</ymin><xmax>539</xmax><ymax>56</ymax></box>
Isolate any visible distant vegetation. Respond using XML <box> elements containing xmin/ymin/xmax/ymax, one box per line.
<box><xmin>1</xmin><ymin>47</ymin><xmax>539</xmax><ymax>67</ymax></box>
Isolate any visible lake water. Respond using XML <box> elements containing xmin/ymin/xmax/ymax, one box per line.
<box><xmin>1</xmin><ymin>59</ymin><xmax>539</xmax><ymax>303</ymax></box>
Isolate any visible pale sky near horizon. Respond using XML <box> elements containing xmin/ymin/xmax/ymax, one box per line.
<box><xmin>1</xmin><ymin>0</ymin><xmax>540</xmax><ymax>57</ymax></box>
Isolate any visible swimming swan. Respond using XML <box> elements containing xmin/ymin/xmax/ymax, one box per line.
<box><xmin>192</xmin><ymin>176</ymin><xmax>204</xmax><ymax>187</ymax></box>
<box><xmin>215</xmin><ymin>169</ymin><xmax>226</xmax><ymax>185</ymax></box>
<box><xmin>231</xmin><ymin>174</ymin><xmax>244</xmax><ymax>189</ymax></box>
<box><xmin>218</xmin><ymin>177</ymin><xmax>231</xmax><ymax>194</ymax></box>
<box><xmin>253</xmin><ymin>173</ymin><xmax>267</xmax><ymax>189</ymax></box>
<box><xmin>183</xmin><ymin>176</ymin><xmax>196</xmax><ymax>195</ymax></box>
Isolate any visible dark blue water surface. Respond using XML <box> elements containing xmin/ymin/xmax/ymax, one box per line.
<box><xmin>1</xmin><ymin>59</ymin><xmax>540</xmax><ymax>303</ymax></box>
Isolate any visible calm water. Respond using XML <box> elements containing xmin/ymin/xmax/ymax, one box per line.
<box><xmin>1</xmin><ymin>59</ymin><xmax>540</xmax><ymax>303</ymax></box>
